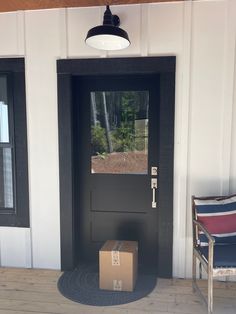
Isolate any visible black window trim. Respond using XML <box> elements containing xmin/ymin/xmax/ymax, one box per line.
<box><xmin>0</xmin><ymin>72</ymin><xmax>16</xmax><ymax>214</ymax></box>
<box><xmin>0</xmin><ymin>58</ymin><xmax>29</xmax><ymax>227</ymax></box>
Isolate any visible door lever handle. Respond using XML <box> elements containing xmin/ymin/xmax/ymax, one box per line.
<box><xmin>151</xmin><ymin>178</ymin><xmax>157</xmax><ymax>208</ymax></box>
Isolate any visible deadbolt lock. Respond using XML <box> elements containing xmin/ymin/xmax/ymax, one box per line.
<box><xmin>151</xmin><ymin>166</ymin><xmax>158</xmax><ymax>176</ymax></box>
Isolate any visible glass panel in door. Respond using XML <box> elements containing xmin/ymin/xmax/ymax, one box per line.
<box><xmin>90</xmin><ymin>91</ymin><xmax>149</xmax><ymax>174</ymax></box>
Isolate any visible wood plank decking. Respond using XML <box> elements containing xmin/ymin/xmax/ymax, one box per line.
<box><xmin>0</xmin><ymin>268</ymin><xmax>235</xmax><ymax>314</ymax></box>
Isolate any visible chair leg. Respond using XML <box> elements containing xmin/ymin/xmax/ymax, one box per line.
<box><xmin>192</xmin><ymin>251</ymin><xmax>196</xmax><ymax>292</ymax></box>
<box><xmin>199</xmin><ymin>261</ymin><xmax>202</xmax><ymax>279</ymax></box>
<box><xmin>225</xmin><ymin>275</ymin><xmax>230</xmax><ymax>288</ymax></box>
<box><xmin>208</xmin><ymin>271</ymin><xmax>213</xmax><ymax>314</ymax></box>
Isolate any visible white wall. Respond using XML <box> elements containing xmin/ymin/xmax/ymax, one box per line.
<box><xmin>0</xmin><ymin>10</ymin><xmax>61</xmax><ymax>269</ymax></box>
<box><xmin>0</xmin><ymin>0</ymin><xmax>236</xmax><ymax>278</ymax></box>
<box><xmin>24</xmin><ymin>9</ymin><xmax>61</xmax><ymax>269</ymax></box>
<box><xmin>185</xmin><ymin>0</ymin><xmax>236</xmax><ymax>277</ymax></box>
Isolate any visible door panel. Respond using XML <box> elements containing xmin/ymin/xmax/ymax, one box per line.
<box><xmin>74</xmin><ymin>75</ymin><xmax>160</xmax><ymax>273</ymax></box>
<box><xmin>91</xmin><ymin>212</ymin><xmax>146</xmax><ymax>242</ymax></box>
<box><xmin>91</xmin><ymin>176</ymin><xmax>149</xmax><ymax>213</ymax></box>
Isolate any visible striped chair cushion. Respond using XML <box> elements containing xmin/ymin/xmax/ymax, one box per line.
<box><xmin>194</xmin><ymin>195</ymin><xmax>236</xmax><ymax>246</ymax></box>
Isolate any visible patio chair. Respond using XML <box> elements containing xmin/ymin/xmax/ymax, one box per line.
<box><xmin>192</xmin><ymin>194</ymin><xmax>236</xmax><ymax>314</ymax></box>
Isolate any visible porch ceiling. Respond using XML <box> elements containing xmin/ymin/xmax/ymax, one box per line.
<box><xmin>0</xmin><ymin>0</ymin><xmax>184</xmax><ymax>13</ymax></box>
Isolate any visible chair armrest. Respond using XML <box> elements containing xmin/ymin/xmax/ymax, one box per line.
<box><xmin>193</xmin><ymin>219</ymin><xmax>215</xmax><ymax>244</ymax></box>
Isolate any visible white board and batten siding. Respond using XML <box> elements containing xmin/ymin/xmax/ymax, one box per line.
<box><xmin>0</xmin><ymin>0</ymin><xmax>236</xmax><ymax>279</ymax></box>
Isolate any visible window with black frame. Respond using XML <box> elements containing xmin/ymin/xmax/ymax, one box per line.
<box><xmin>0</xmin><ymin>75</ymin><xmax>15</xmax><ymax>212</ymax></box>
<box><xmin>0</xmin><ymin>59</ymin><xmax>29</xmax><ymax>227</ymax></box>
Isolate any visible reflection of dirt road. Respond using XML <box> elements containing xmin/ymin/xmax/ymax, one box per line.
<box><xmin>91</xmin><ymin>151</ymin><xmax>147</xmax><ymax>174</ymax></box>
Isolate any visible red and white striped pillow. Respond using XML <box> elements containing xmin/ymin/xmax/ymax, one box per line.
<box><xmin>194</xmin><ymin>195</ymin><xmax>236</xmax><ymax>246</ymax></box>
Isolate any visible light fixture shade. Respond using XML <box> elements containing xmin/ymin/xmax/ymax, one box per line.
<box><xmin>85</xmin><ymin>5</ymin><xmax>131</xmax><ymax>51</ymax></box>
<box><xmin>85</xmin><ymin>25</ymin><xmax>130</xmax><ymax>51</ymax></box>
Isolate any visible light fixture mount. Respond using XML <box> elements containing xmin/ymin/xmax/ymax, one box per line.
<box><xmin>85</xmin><ymin>5</ymin><xmax>131</xmax><ymax>51</ymax></box>
<box><xmin>103</xmin><ymin>5</ymin><xmax>120</xmax><ymax>27</ymax></box>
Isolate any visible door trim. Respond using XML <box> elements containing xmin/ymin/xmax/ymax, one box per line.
<box><xmin>57</xmin><ymin>57</ymin><xmax>175</xmax><ymax>276</ymax></box>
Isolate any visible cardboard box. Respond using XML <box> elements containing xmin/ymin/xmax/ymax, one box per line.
<box><xmin>99</xmin><ymin>240</ymin><xmax>138</xmax><ymax>292</ymax></box>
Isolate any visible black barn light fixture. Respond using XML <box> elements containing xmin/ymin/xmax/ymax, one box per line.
<box><xmin>85</xmin><ymin>5</ymin><xmax>130</xmax><ymax>51</ymax></box>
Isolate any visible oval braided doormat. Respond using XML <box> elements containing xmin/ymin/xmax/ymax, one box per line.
<box><xmin>57</xmin><ymin>264</ymin><xmax>157</xmax><ymax>306</ymax></box>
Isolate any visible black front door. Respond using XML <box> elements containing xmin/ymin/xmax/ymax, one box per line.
<box><xmin>74</xmin><ymin>73</ymin><xmax>172</xmax><ymax>274</ymax></box>
<box><xmin>58</xmin><ymin>57</ymin><xmax>175</xmax><ymax>277</ymax></box>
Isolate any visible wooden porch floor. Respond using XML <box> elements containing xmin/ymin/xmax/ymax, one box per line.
<box><xmin>0</xmin><ymin>268</ymin><xmax>235</xmax><ymax>314</ymax></box>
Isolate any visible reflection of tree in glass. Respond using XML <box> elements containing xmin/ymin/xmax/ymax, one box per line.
<box><xmin>91</xmin><ymin>91</ymin><xmax>148</xmax><ymax>156</ymax></box>
<box><xmin>91</xmin><ymin>124</ymin><xmax>107</xmax><ymax>155</ymax></box>
<box><xmin>112</xmin><ymin>92</ymin><xmax>137</xmax><ymax>152</ymax></box>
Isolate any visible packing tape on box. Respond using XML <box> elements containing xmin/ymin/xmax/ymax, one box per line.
<box><xmin>113</xmin><ymin>279</ymin><xmax>122</xmax><ymax>291</ymax></box>
<box><xmin>111</xmin><ymin>241</ymin><xmax>123</xmax><ymax>266</ymax></box>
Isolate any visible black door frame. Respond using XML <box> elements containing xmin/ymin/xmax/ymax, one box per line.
<box><xmin>57</xmin><ymin>57</ymin><xmax>175</xmax><ymax>277</ymax></box>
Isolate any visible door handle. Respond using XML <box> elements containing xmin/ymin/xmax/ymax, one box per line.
<box><xmin>151</xmin><ymin>178</ymin><xmax>157</xmax><ymax>208</ymax></box>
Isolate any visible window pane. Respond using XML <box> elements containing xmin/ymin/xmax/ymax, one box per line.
<box><xmin>0</xmin><ymin>76</ymin><xmax>9</xmax><ymax>143</ymax></box>
<box><xmin>0</xmin><ymin>148</ymin><xmax>14</xmax><ymax>208</ymax></box>
<box><xmin>91</xmin><ymin>91</ymin><xmax>149</xmax><ymax>174</ymax></box>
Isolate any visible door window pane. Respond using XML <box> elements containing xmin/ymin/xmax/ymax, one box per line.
<box><xmin>91</xmin><ymin>91</ymin><xmax>149</xmax><ymax>174</ymax></box>
<box><xmin>0</xmin><ymin>76</ymin><xmax>9</xmax><ymax>143</ymax></box>
<box><xmin>0</xmin><ymin>148</ymin><xmax>14</xmax><ymax>208</ymax></box>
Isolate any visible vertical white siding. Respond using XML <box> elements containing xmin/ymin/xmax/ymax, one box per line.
<box><xmin>0</xmin><ymin>12</ymin><xmax>31</xmax><ymax>268</ymax></box>
<box><xmin>231</xmin><ymin>55</ymin><xmax>236</xmax><ymax>191</ymax></box>
<box><xmin>67</xmin><ymin>7</ymin><xmax>101</xmax><ymax>57</ymax></box>
<box><xmin>0</xmin><ymin>0</ymin><xmax>236</xmax><ymax>277</ymax></box>
<box><xmin>24</xmin><ymin>9</ymin><xmax>61</xmax><ymax>269</ymax></box>
<box><xmin>148</xmin><ymin>2</ymin><xmax>183</xmax><ymax>55</ymax></box>
<box><xmin>0</xmin><ymin>12</ymin><xmax>19</xmax><ymax>55</ymax></box>
<box><xmin>185</xmin><ymin>0</ymin><xmax>228</xmax><ymax>277</ymax></box>
<box><xmin>188</xmin><ymin>0</ymin><xmax>226</xmax><ymax>195</ymax></box>
<box><xmin>148</xmin><ymin>1</ymin><xmax>187</xmax><ymax>278</ymax></box>
<box><xmin>17</xmin><ymin>11</ymin><xmax>25</xmax><ymax>55</ymax></box>
<box><xmin>0</xmin><ymin>228</ymin><xmax>31</xmax><ymax>268</ymax></box>
<box><xmin>185</xmin><ymin>0</ymin><xmax>236</xmax><ymax>277</ymax></box>
<box><xmin>229</xmin><ymin>0</ymin><xmax>236</xmax><ymax>194</ymax></box>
